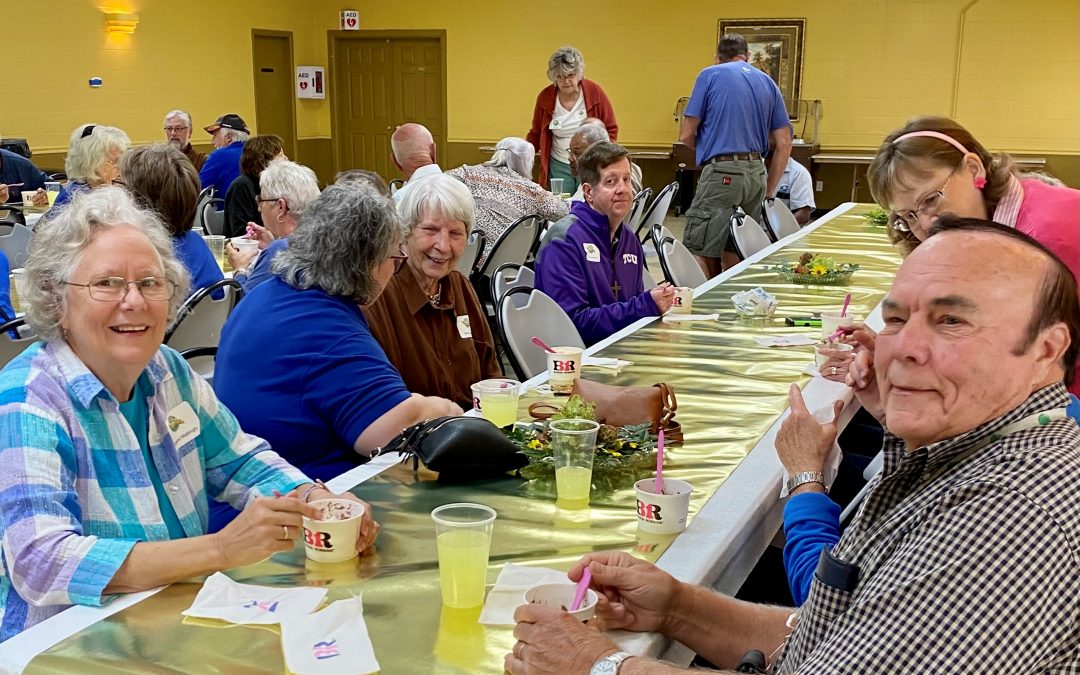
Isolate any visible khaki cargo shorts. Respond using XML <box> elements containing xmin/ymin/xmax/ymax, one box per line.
<box><xmin>682</xmin><ymin>160</ymin><xmax>767</xmax><ymax>258</ymax></box>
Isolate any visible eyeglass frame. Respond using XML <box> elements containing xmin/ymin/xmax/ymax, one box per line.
<box><xmin>63</xmin><ymin>276</ymin><xmax>177</xmax><ymax>302</ymax></box>
<box><xmin>892</xmin><ymin>170</ymin><xmax>958</xmax><ymax>233</ymax></box>
<box><xmin>389</xmin><ymin>245</ymin><xmax>408</xmax><ymax>273</ymax></box>
<box><xmin>163</xmin><ymin>126</ymin><xmax>191</xmax><ymax>133</ymax></box>
<box><xmin>256</xmin><ymin>195</ymin><xmax>290</xmax><ymax>214</ymax></box>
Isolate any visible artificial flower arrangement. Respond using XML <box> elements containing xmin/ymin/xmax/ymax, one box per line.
<box><xmin>504</xmin><ymin>395</ymin><xmax>657</xmax><ymax>489</ymax></box>
<box><xmin>770</xmin><ymin>252</ymin><xmax>860</xmax><ymax>285</ymax></box>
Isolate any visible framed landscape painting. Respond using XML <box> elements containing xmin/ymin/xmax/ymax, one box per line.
<box><xmin>718</xmin><ymin>18</ymin><xmax>805</xmax><ymax>120</ymax></box>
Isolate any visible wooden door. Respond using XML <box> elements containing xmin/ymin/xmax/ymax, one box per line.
<box><xmin>252</xmin><ymin>31</ymin><xmax>297</xmax><ymax>159</ymax></box>
<box><xmin>331</xmin><ymin>33</ymin><xmax>445</xmax><ymax>181</ymax></box>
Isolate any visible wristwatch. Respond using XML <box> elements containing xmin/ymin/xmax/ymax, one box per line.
<box><xmin>785</xmin><ymin>470</ymin><xmax>826</xmax><ymax>494</ymax></box>
<box><xmin>590</xmin><ymin>651</ymin><xmax>634</xmax><ymax>675</ymax></box>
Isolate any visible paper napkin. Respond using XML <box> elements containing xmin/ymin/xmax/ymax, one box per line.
<box><xmin>181</xmin><ymin>572</ymin><xmax>328</xmax><ymax>625</ymax></box>
<box><xmin>478</xmin><ymin>564</ymin><xmax>571</xmax><ymax>626</ymax></box>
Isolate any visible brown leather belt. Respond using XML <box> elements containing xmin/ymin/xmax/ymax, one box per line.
<box><xmin>706</xmin><ymin>152</ymin><xmax>762</xmax><ymax>163</ymax></box>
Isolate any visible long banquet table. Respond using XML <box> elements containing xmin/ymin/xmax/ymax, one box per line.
<box><xmin>2</xmin><ymin>203</ymin><xmax>902</xmax><ymax>674</ymax></box>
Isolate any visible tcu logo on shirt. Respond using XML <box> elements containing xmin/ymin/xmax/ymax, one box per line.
<box><xmin>305</xmin><ymin>527</ymin><xmax>333</xmax><ymax>550</ymax></box>
<box><xmin>552</xmin><ymin>359</ymin><xmax>577</xmax><ymax>373</ymax></box>
<box><xmin>637</xmin><ymin>499</ymin><xmax>663</xmax><ymax>522</ymax></box>
<box><xmin>312</xmin><ymin>640</ymin><xmax>341</xmax><ymax>660</ymax></box>
<box><xmin>622</xmin><ymin>253</ymin><xmax>638</xmax><ymax>265</ymax></box>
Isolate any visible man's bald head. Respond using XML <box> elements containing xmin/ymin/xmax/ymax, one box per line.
<box><xmin>391</xmin><ymin>123</ymin><xmax>436</xmax><ymax>178</ymax></box>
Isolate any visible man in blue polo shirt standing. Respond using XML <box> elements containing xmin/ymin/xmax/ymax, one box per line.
<box><xmin>535</xmin><ymin>141</ymin><xmax>675</xmax><ymax>345</ymax></box>
<box><xmin>680</xmin><ymin>33</ymin><xmax>793</xmax><ymax>277</ymax></box>
<box><xmin>198</xmin><ymin>113</ymin><xmax>248</xmax><ymax>196</ymax></box>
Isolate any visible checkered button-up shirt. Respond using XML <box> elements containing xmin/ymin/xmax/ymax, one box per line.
<box><xmin>776</xmin><ymin>384</ymin><xmax>1080</xmax><ymax>673</ymax></box>
<box><xmin>0</xmin><ymin>341</ymin><xmax>309</xmax><ymax>641</ymax></box>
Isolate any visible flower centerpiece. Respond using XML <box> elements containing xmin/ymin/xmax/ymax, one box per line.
<box><xmin>863</xmin><ymin>207</ymin><xmax>889</xmax><ymax>227</ymax></box>
<box><xmin>505</xmin><ymin>395</ymin><xmax>657</xmax><ymax>489</ymax></box>
<box><xmin>770</xmin><ymin>252</ymin><xmax>859</xmax><ymax>285</ymax></box>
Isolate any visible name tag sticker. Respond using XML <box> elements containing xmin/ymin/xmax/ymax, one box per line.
<box><xmin>456</xmin><ymin>315</ymin><xmax>473</xmax><ymax>339</ymax></box>
<box><xmin>164</xmin><ymin>401</ymin><xmax>201</xmax><ymax>447</ymax></box>
<box><xmin>583</xmin><ymin>243</ymin><xmax>601</xmax><ymax>263</ymax></box>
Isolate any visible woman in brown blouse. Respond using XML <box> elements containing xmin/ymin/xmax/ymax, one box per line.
<box><xmin>362</xmin><ymin>173</ymin><xmax>502</xmax><ymax>409</ymax></box>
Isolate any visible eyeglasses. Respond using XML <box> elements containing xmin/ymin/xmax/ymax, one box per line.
<box><xmin>163</xmin><ymin>126</ymin><xmax>190</xmax><ymax>133</ymax></box>
<box><xmin>892</xmin><ymin>173</ymin><xmax>956</xmax><ymax>233</ymax></box>
<box><xmin>257</xmin><ymin>195</ymin><xmax>289</xmax><ymax>212</ymax></box>
<box><xmin>64</xmin><ymin>276</ymin><xmax>176</xmax><ymax>302</ymax></box>
<box><xmin>389</xmin><ymin>245</ymin><xmax>408</xmax><ymax>273</ymax></box>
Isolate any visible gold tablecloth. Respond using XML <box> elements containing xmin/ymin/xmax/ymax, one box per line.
<box><xmin>27</xmin><ymin>205</ymin><xmax>901</xmax><ymax>674</ymax></box>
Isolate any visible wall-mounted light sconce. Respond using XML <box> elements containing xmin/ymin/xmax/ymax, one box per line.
<box><xmin>105</xmin><ymin>13</ymin><xmax>139</xmax><ymax>34</ymax></box>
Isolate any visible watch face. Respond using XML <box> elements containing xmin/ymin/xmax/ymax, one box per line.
<box><xmin>589</xmin><ymin>660</ymin><xmax>618</xmax><ymax>675</ymax></box>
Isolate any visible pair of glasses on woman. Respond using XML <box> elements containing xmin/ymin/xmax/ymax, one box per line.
<box><xmin>892</xmin><ymin>172</ymin><xmax>956</xmax><ymax>233</ymax></box>
<box><xmin>64</xmin><ymin>277</ymin><xmax>176</xmax><ymax>302</ymax></box>
<box><xmin>389</xmin><ymin>245</ymin><xmax>408</xmax><ymax>273</ymax></box>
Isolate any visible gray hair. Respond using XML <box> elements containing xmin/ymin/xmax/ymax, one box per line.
<box><xmin>64</xmin><ymin>124</ymin><xmax>131</xmax><ymax>183</ymax></box>
<box><xmin>576</xmin><ymin>123</ymin><xmax>610</xmax><ymax>147</ymax></box>
<box><xmin>396</xmin><ymin>173</ymin><xmax>475</xmax><ymax>236</ymax></box>
<box><xmin>272</xmin><ymin>183</ymin><xmax>404</xmax><ymax>304</ymax></box>
<box><xmin>259</xmin><ymin>161</ymin><xmax>321</xmax><ymax>219</ymax></box>
<box><xmin>22</xmin><ymin>186</ymin><xmax>190</xmax><ymax>342</ymax></box>
<box><xmin>547</xmin><ymin>46</ymin><xmax>585</xmax><ymax>83</ymax></box>
<box><xmin>221</xmin><ymin>129</ymin><xmax>250</xmax><ymax>144</ymax></box>
<box><xmin>483</xmin><ymin>137</ymin><xmax>535</xmax><ymax>179</ymax></box>
<box><xmin>163</xmin><ymin>109</ymin><xmax>192</xmax><ymax>128</ymax></box>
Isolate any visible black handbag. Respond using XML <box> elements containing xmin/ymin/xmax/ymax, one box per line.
<box><xmin>378</xmin><ymin>416</ymin><xmax>528</xmax><ymax>479</ymax></box>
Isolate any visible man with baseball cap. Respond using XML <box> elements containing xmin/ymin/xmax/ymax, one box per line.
<box><xmin>198</xmin><ymin>113</ymin><xmax>249</xmax><ymax>194</ymax></box>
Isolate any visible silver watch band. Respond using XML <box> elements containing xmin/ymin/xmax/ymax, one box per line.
<box><xmin>786</xmin><ymin>470</ymin><xmax>826</xmax><ymax>494</ymax></box>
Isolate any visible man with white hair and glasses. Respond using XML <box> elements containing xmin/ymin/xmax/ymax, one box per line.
<box><xmin>162</xmin><ymin>109</ymin><xmax>207</xmax><ymax>171</ymax></box>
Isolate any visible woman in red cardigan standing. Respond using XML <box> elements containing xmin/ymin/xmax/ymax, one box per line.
<box><xmin>527</xmin><ymin>46</ymin><xmax>618</xmax><ymax>193</ymax></box>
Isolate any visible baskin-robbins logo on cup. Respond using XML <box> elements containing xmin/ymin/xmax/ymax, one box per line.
<box><xmin>671</xmin><ymin>296</ymin><xmax>684</xmax><ymax>307</ymax></box>
<box><xmin>552</xmin><ymin>359</ymin><xmax>577</xmax><ymax>373</ymax></box>
<box><xmin>305</xmin><ymin>527</ymin><xmax>335</xmax><ymax>552</ymax></box>
<box><xmin>313</xmin><ymin>639</ymin><xmax>341</xmax><ymax>660</ymax></box>
<box><xmin>637</xmin><ymin>499</ymin><xmax>663</xmax><ymax>524</ymax></box>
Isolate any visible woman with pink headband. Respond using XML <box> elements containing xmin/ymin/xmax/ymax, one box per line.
<box><xmin>866</xmin><ymin>116</ymin><xmax>1079</xmax><ymax>277</ymax></box>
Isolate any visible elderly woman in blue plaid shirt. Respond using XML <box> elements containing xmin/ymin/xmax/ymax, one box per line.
<box><xmin>0</xmin><ymin>187</ymin><xmax>378</xmax><ymax>642</ymax></box>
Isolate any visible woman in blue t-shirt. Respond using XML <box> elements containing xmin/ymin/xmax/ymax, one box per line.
<box><xmin>121</xmin><ymin>144</ymin><xmax>224</xmax><ymax>297</ymax></box>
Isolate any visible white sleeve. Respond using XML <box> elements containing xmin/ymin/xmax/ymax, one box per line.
<box><xmin>787</xmin><ymin>163</ymin><xmax>815</xmax><ymax>210</ymax></box>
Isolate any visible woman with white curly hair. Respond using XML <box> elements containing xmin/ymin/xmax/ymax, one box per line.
<box><xmin>43</xmin><ymin>123</ymin><xmax>130</xmax><ymax>219</ymax></box>
<box><xmin>0</xmin><ymin>187</ymin><xmax>374</xmax><ymax>641</ymax></box>
<box><xmin>446</xmin><ymin>137</ymin><xmax>568</xmax><ymax>263</ymax></box>
<box><xmin>526</xmin><ymin>45</ymin><xmax>618</xmax><ymax>193</ymax></box>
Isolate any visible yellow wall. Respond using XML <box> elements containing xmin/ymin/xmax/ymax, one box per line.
<box><xmin>4</xmin><ymin>0</ymin><xmax>1077</xmax><ymax>157</ymax></box>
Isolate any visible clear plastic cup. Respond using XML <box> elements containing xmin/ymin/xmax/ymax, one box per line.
<box><xmin>203</xmin><ymin>234</ymin><xmax>226</xmax><ymax>268</ymax></box>
<box><xmin>44</xmin><ymin>182</ymin><xmax>61</xmax><ymax>206</ymax></box>
<box><xmin>474</xmin><ymin>378</ymin><xmax>520</xmax><ymax>428</ymax></box>
<box><xmin>549</xmin><ymin>178</ymin><xmax>564</xmax><ymax>195</ymax></box>
<box><xmin>550</xmin><ymin>419</ymin><xmax>599</xmax><ymax>505</ymax></box>
<box><xmin>9</xmin><ymin>269</ymin><xmax>24</xmax><ymax>314</ymax></box>
<box><xmin>431</xmin><ymin>503</ymin><xmax>497</xmax><ymax>608</ymax></box>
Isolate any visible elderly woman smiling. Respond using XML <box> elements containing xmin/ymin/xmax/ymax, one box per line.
<box><xmin>364</xmin><ymin>173</ymin><xmax>501</xmax><ymax>409</ymax></box>
<box><xmin>214</xmin><ymin>182</ymin><xmax>462</xmax><ymax>488</ymax></box>
<box><xmin>43</xmin><ymin>123</ymin><xmax>131</xmax><ymax>219</ymax></box>
<box><xmin>0</xmin><ymin>187</ymin><xmax>375</xmax><ymax>641</ymax></box>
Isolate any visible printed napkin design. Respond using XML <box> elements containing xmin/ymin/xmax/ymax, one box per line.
<box><xmin>281</xmin><ymin>596</ymin><xmax>380</xmax><ymax>675</ymax></box>
<box><xmin>181</xmin><ymin>572</ymin><xmax>328</xmax><ymax>625</ymax></box>
<box><xmin>478</xmin><ymin>563</ymin><xmax>571</xmax><ymax>626</ymax></box>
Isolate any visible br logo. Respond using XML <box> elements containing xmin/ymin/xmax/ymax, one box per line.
<box><xmin>672</xmin><ymin>296</ymin><xmax>684</xmax><ymax>306</ymax></box>
<box><xmin>304</xmin><ymin>527</ymin><xmax>333</xmax><ymax>550</ymax></box>
<box><xmin>552</xmin><ymin>359</ymin><xmax>577</xmax><ymax>373</ymax></box>
<box><xmin>242</xmin><ymin>599</ymin><xmax>280</xmax><ymax>612</ymax></box>
<box><xmin>312</xmin><ymin>640</ymin><xmax>341</xmax><ymax>660</ymax></box>
<box><xmin>637</xmin><ymin>499</ymin><xmax>663</xmax><ymax>522</ymax></box>
<box><xmin>622</xmin><ymin>253</ymin><xmax>639</xmax><ymax>265</ymax></box>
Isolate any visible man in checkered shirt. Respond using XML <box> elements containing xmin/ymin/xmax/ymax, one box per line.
<box><xmin>503</xmin><ymin>218</ymin><xmax>1080</xmax><ymax>675</ymax></box>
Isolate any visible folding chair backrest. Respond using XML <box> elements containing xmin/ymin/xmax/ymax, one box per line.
<box><xmin>641</xmin><ymin>263</ymin><xmax>657</xmax><ymax>291</ymax></box>
<box><xmin>730</xmin><ymin>212</ymin><xmax>773</xmax><ymax>260</ymax></box>
<box><xmin>202</xmin><ymin>199</ymin><xmax>225</xmax><ymax>236</ymax></box>
<box><xmin>0</xmin><ymin>223</ymin><xmax>34</xmax><ymax>267</ymax></box>
<box><xmin>658</xmin><ymin>236</ymin><xmax>707</xmax><ymax>288</ymax></box>
<box><xmin>165</xmin><ymin>279</ymin><xmax>243</xmax><ymax>378</ymax></box>
<box><xmin>497</xmin><ymin>287</ymin><xmax>584</xmax><ymax>380</ymax></box>
<box><xmin>761</xmin><ymin>198</ymin><xmax>801</xmax><ymax>241</ymax></box>
<box><xmin>193</xmin><ymin>187</ymin><xmax>214</xmax><ymax>231</ymax></box>
<box><xmin>0</xmin><ymin>205</ymin><xmax>27</xmax><ymax>229</ymax></box>
<box><xmin>490</xmin><ymin>263</ymin><xmax>535</xmax><ymax>310</ymax></box>
<box><xmin>636</xmin><ymin>181</ymin><xmax>678</xmax><ymax>243</ymax></box>
<box><xmin>478</xmin><ymin>214</ymin><xmax>541</xmax><ymax>279</ymax></box>
<box><xmin>625</xmin><ymin>188</ymin><xmax>652</xmax><ymax>233</ymax></box>
<box><xmin>456</xmin><ymin>230</ymin><xmax>486</xmax><ymax>275</ymax></box>
<box><xmin>0</xmin><ymin>317</ymin><xmax>37</xmax><ymax>369</ymax></box>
